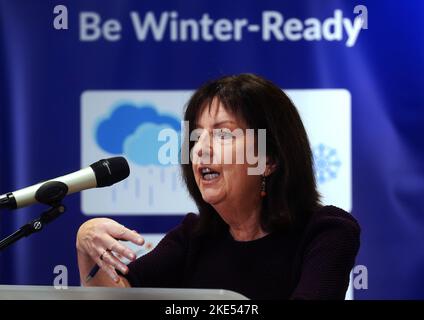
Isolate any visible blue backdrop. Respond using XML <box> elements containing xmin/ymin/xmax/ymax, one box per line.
<box><xmin>0</xmin><ymin>0</ymin><xmax>423</xmax><ymax>299</ymax></box>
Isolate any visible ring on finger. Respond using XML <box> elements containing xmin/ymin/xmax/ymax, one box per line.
<box><xmin>100</xmin><ymin>248</ymin><xmax>112</xmax><ymax>261</ymax></box>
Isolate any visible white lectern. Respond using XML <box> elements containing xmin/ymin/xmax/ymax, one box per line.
<box><xmin>0</xmin><ymin>285</ymin><xmax>249</xmax><ymax>300</ymax></box>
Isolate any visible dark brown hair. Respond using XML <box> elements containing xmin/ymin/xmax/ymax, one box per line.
<box><xmin>181</xmin><ymin>74</ymin><xmax>321</xmax><ymax>234</ymax></box>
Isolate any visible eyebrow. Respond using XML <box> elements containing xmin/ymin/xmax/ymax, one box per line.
<box><xmin>195</xmin><ymin>120</ymin><xmax>237</xmax><ymax>128</ymax></box>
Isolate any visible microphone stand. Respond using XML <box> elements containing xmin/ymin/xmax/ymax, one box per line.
<box><xmin>0</xmin><ymin>181</ymin><xmax>68</xmax><ymax>251</ymax></box>
<box><xmin>0</xmin><ymin>205</ymin><xmax>66</xmax><ymax>251</ymax></box>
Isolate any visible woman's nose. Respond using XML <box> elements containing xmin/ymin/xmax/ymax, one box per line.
<box><xmin>195</xmin><ymin>130</ymin><xmax>213</xmax><ymax>161</ymax></box>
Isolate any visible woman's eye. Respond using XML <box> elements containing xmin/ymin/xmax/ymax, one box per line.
<box><xmin>214</xmin><ymin>129</ymin><xmax>233</xmax><ymax>140</ymax></box>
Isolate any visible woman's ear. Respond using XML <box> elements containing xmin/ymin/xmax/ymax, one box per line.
<box><xmin>265</xmin><ymin>156</ymin><xmax>277</xmax><ymax>177</ymax></box>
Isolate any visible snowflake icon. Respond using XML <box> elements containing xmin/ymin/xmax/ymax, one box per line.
<box><xmin>313</xmin><ymin>143</ymin><xmax>342</xmax><ymax>184</ymax></box>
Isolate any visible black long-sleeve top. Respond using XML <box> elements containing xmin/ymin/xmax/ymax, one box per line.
<box><xmin>125</xmin><ymin>205</ymin><xmax>360</xmax><ymax>300</ymax></box>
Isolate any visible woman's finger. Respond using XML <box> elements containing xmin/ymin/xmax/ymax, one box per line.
<box><xmin>94</xmin><ymin>246</ymin><xmax>128</xmax><ymax>277</ymax></box>
<box><xmin>92</xmin><ymin>253</ymin><xmax>119</xmax><ymax>283</ymax></box>
<box><xmin>104</xmin><ymin>235</ymin><xmax>137</xmax><ymax>262</ymax></box>
<box><xmin>106</xmin><ymin>223</ymin><xmax>144</xmax><ymax>246</ymax></box>
<box><xmin>103</xmin><ymin>263</ymin><xmax>120</xmax><ymax>283</ymax></box>
<box><xmin>100</xmin><ymin>249</ymin><xmax>129</xmax><ymax>275</ymax></box>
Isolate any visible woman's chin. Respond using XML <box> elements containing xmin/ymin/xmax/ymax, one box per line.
<box><xmin>201</xmin><ymin>192</ymin><xmax>224</xmax><ymax>205</ymax></box>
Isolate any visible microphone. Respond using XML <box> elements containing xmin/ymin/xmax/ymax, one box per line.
<box><xmin>0</xmin><ymin>157</ymin><xmax>130</xmax><ymax>210</ymax></box>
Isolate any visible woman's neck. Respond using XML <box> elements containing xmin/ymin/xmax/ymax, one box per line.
<box><xmin>229</xmin><ymin>218</ymin><xmax>268</xmax><ymax>241</ymax></box>
<box><xmin>215</xmin><ymin>201</ymin><xmax>268</xmax><ymax>241</ymax></box>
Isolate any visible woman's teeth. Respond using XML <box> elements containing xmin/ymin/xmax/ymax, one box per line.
<box><xmin>204</xmin><ymin>173</ymin><xmax>220</xmax><ymax>180</ymax></box>
<box><xmin>201</xmin><ymin>167</ymin><xmax>220</xmax><ymax>180</ymax></box>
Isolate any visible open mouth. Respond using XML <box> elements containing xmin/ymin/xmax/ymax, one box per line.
<box><xmin>199</xmin><ymin>167</ymin><xmax>221</xmax><ymax>181</ymax></box>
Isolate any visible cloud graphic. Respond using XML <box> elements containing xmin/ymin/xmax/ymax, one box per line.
<box><xmin>95</xmin><ymin>104</ymin><xmax>181</xmax><ymax>156</ymax></box>
<box><xmin>124</xmin><ymin>123</ymin><xmax>180</xmax><ymax>166</ymax></box>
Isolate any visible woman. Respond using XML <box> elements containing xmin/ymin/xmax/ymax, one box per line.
<box><xmin>76</xmin><ymin>74</ymin><xmax>360</xmax><ymax>299</ymax></box>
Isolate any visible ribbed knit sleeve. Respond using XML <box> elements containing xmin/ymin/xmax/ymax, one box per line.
<box><xmin>290</xmin><ymin>206</ymin><xmax>361</xmax><ymax>300</ymax></box>
<box><xmin>124</xmin><ymin>213</ymin><xmax>198</xmax><ymax>288</ymax></box>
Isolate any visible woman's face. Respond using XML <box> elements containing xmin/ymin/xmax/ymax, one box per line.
<box><xmin>191</xmin><ymin>99</ymin><xmax>262</xmax><ymax>209</ymax></box>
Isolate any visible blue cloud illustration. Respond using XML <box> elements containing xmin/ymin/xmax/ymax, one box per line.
<box><xmin>95</xmin><ymin>103</ymin><xmax>181</xmax><ymax>156</ymax></box>
<box><xmin>124</xmin><ymin>123</ymin><xmax>180</xmax><ymax>166</ymax></box>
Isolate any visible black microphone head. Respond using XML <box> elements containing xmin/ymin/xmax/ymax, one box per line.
<box><xmin>90</xmin><ymin>157</ymin><xmax>130</xmax><ymax>187</ymax></box>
